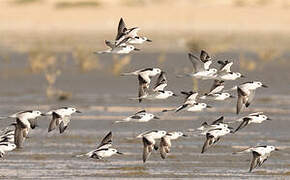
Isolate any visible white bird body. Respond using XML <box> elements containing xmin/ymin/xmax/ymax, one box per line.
<box><xmin>187</xmin><ymin>103</ymin><xmax>210</xmax><ymax>112</ymax></box>
<box><xmin>233</xmin><ymin>145</ymin><xmax>278</xmax><ymax>172</ymax></box>
<box><xmin>137</xmin><ymin>130</ymin><xmax>166</xmax><ymax>139</ymax></box>
<box><xmin>217</xmin><ymin>72</ymin><xmax>243</xmax><ymax>81</ymax></box>
<box><xmin>115</xmin><ymin>110</ymin><xmax>158</xmax><ymax>123</ymax></box>
<box><xmin>237</xmin><ymin>81</ymin><xmax>268</xmax><ymax>114</ymax></box>
<box><xmin>200</xmin><ymin>93</ymin><xmax>233</xmax><ymax>101</ymax></box>
<box><xmin>91</xmin><ymin>148</ymin><xmax>121</xmax><ymax>159</ymax></box>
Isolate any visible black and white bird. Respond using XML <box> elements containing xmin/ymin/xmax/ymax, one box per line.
<box><xmin>114</xmin><ymin>110</ymin><xmax>159</xmax><ymax>123</ymax></box>
<box><xmin>136</xmin><ymin>130</ymin><xmax>167</xmax><ymax>163</ymax></box>
<box><xmin>126</xmin><ymin>69</ymin><xmax>176</xmax><ymax>102</ymax></box>
<box><xmin>8</xmin><ymin>110</ymin><xmax>44</xmax><ymax>130</ymax></box>
<box><xmin>159</xmin><ymin>131</ymin><xmax>187</xmax><ymax>159</ymax></box>
<box><xmin>234</xmin><ymin>112</ymin><xmax>271</xmax><ymax>133</ymax></box>
<box><xmin>95</xmin><ymin>40</ymin><xmax>140</xmax><ymax>54</ymax></box>
<box><xmin>8</xmin><ymin>110</ymin><xmax>44</xmax><ymax>148</ymax></box>
<box><xmin>182</xmin><ymin>51</ymin><xmax>217</xmax><ymax>80</ymax></box>
<box><xmin>197</xmin><ymin>116</ymin><xmax>229</xmax><ymax>135</ymax></box>
<box><xmin>233</xmin><ymin>145</ymin><xmax>279</xmax><ymax>172</ymax></box>
<box><xmin>46</xmin><ymin>107</ymin><xmax>81</xmax><ymax>134</ymax></box>
<box><xmin>76</xmin><ymin>131</ymin><xmax>122</xmax><ymax>159</ymax></box>
<box><xmin>200</xmin><ymin>92</ymin><xmax>234</xmax><ymax>101</ymax></box>
<box><xmin>201</xmin><ymin>126</ymin><xmax>233</xmax><ymax>153</ymax></box>
<box><xmin>186</xmin><ymin>103</ymin><xmax>212</xmax><ymax>112</ymax></box>
<box><xmin>174</xmin><ymin>91</ymin><xmax>198</xmax><ymax>112</ymax></box>
<box><xmin>236</xmin><ymin>81</ymin><xmax>268</xmax><ymax>114</ymax></box>
<box><xmin>121</xmin><ymin>67</ymin><xmax>161</xmax><ymax>87</ymax></box>
<box><xmin>215</xmin><ymin>60</ymin><xmax>245</xmax><ymax>81</ymax></box>
<box><xmin>115</xmin><ymin>17</ymin><xmax>151</xmax><ymax>45</ymax></box>
<box><xmin>0</xmin><ymin>142</ymin><xmax>16</xmax><ymax>158</ymax></box>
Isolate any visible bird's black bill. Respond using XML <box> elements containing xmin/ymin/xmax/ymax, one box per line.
<box><xmin>117</xmin><ymin>151</ymin><xmax>123</xmax><ymax>155</ymax></box>
<box><xmin>76</xmin><ymin>110</ymin><xmax>82</xmax><ymax>113</ymax></box>
<box><xmin>267</xmin><ymin>118</ymin><xmax>272</xmax><ymax>121</ymax></box>
<box><xmin>206</xmin><ymin>105</ymin><xmax>212</xmax><ymax>108</ymax></box>
<box><xmin>262</xmin><ymin>84</ymin><xmax>268</xmax><ymax>88</ymax></box>
<box><xmin>153</xmin><ymin>116</ymin><xmax>160</xmax><ymax>119</ymax></box>
<box><xmin>172</xmin><ymin>94</ymin><xmax>178</xmax><ymax>97</ymax></box>
<box><xmin>134</xmin><ymin>48</ymin><xmax>141</xmax><ymax>51</ymax></box>
<box><xmin>146</xmin><ymin>39</ymin><xmax>152</xmax><ymax>42</ymax></box>
<box><xmin>241</xmin><ymin>75</ymin><xmax>246</xmax><ymax>78</ymax></box>
<box><xmin>182</xmin><ymin>134</ymin><xmax>188</xmax><ymax>137</ymax></box>
<box><xmin>41</xmin><ymin>113</ymin><xmax>47</xmax><ymax>116</ymax></box>
<box><xmin>230</xmin><ymin>95</ymin><xmax>236</xmax><ymax>98</ymax></box>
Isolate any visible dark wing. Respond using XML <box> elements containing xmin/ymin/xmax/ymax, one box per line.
<box><xmin>175</xmin><ymin>104</ymin><xmax>190</xmax><ymax>112</ymax></box>
<box><xmin>211</xmin><ymin>116</ymin><xmax>224</xmax><ymax>125</ymax></box>
<box><xmin>154</xmin><ymin>71</ymin><xmax>167</xmax><ymax>87</ymax></box>
<box><xmin>188</xmin><ymin>53</ymin><xmax>203</xmax><ymax>72</ymax></box>
<box><xmin>201</xmin><ymin>134</ymin><xmax>214</xmax><ymax>153</ymax></box>
<box><xmin>48</xmin><ymin>112</ymin><xmax>61</xmax><ymax>132</ymax></box>
<box><xmin>116</xmin><ymin>17</ymin><xmax>127</xmax><ymax>40</ymax></box>
<box><xmin>28</xmin><ymin>118</ymin><xmax>38</xmax><ymax>129</ymax></box>
<box><xmin>138</xmin><ymin>75</ymin><xmax>149</xmax><ymax>103</ymax></box>
<box><xmin>246</xmin><ymin>90</ymin><xmax>255</xmax><ymax>108</ymax></box>
<box><xmin>130</xmin><ymin>115</ymin><xmax>142</xmax><ymax>119</ymax></box>
<box><xmin>97</xmin><ymin>131</ymin><xmax>112</xmax><ymax>149</ymax></box>
<box><xmin>209</xmin><ymin>80</ymin><xmax>224</xmax><ymax>94</ymax></box>
<box><xmin>234</xmin><ymin>117</ymin><xmax>251</xmax><ymax>133</ymax></box>
<box><xmin>236</xmin><ymin>87</ymin><xmax>247</xmax><ymax>114</ymax></box>
<box><xmin>159</xmin><ymin>137</ymin><xmax>170</xmax><ymax>159</ymax></box>
<box><xmin>59</xmin><ymin>116</ymin><xmax>71</xmax><ymax>134</ymax></box>
<box><xmin>249</xmin><ymin>151</ymin><xmax>261</xmax><ymax>172</ymax></box>
<box><xmin>135</xmin><ymin>110</ymin><xmax>146</xmax><ymax>114</ymax></box>
<box><xmin>200</xmin><ymin>50</ymin><xmax>211</xmax><ymax>63</ymax></box>
<box><xmin>14</xmin><ymin>119</ymin><xmax>26</xmax><ymax>149</ymax></box>
<box><xmin>142</xmin><ymin>137</ymin><xmax>153</xmax><ymax>163</ymax></box>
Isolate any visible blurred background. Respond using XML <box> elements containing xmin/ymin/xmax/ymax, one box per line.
<box><xmin>0</xmin><ymin>0</ymin><xmax>289</xmax><ymax>104</ymax></box>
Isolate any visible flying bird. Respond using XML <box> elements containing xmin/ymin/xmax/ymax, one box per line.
<box><xmin>46</xmin><ymin>107</ymin><xmax>81</xmax><ymax>134</ymax></box>
<box><xmin>236</xmin><ymin>81</ymin><xmax>268</xmax><ymax>114</ymax></box>
<box><xmin>234</xmin><ymin>112</ymin><xmax>271</xmax><ymax>133</ymax></box>
<box><xmin>233</xmin><ymin>145</ymin><xmax>279</xmax><ymax>172</ymax></box>
<box><xmin>201</xmin><ymin>126</ymin><xmax>232</xmax><ymax>153</ymax></box>
<box><xmin>114</xmin><ymin>110</ymin><xmax>159</xmax><ymax>123</ymax></box>
<box><xmin>137</xmin><ymin>130</ymin><xmax>167</xmax><ymax>163</ymax></box>
<box><xmin>159</xmin><ymin>132</ymin><xmax>187</xmax><ymax>159</ymax></box>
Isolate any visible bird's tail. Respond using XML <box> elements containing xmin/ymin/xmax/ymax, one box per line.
<box><xmin>120</xmin><ymin>72</ymin><xmax>137</xmax><ymax>76</ymax></box>
<box><xmin>93</xmin><ymin>51</ymin><xmax>109</xmax><ymax>54</ymax></box>
<box><xmin>75</xmin><ymin>153</ymin><xmax>88</xmax><ymax>158</ymax></box>
<box><xmin>0</xmin><ymin>116</ymin><xmax>8</xmax><ymax>120</ymax></box>
<box><xmin>176</xmin><ymin>73</ymin><xmax>191</xmax><ymax>78</ymax></box>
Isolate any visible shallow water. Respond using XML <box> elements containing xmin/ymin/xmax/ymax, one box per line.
<box><xmin>0</xmin><ymin>52</ymin><xmax>289</xmax><ymax>179</ymax></box>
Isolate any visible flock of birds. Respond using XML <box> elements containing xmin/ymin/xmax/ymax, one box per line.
<box><xmin>0</xmin><ymin>18</ymin><xmax>280</xmax><ymax>173</ymax></box>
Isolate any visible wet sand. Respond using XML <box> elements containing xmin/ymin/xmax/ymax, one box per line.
<box><xmin>0</xmin><ymin>52</ymin><xmax>289</xmax><ymax>179</ymax></box>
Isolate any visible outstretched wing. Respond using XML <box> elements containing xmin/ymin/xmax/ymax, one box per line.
<box><xmin>209</xmin><ymin>80</ymin><xmax>224</xmax><ymax>94</ymax></box>
<box><xmin>237</xmin><ymin>87</ymin><xmax>247</xmax><ymax>114</ymax></box>
<box><xmin>59</xmin><ymin>116</ymin><xmax>71</xmax><ymax>134</ymax></box>
<box><xmin>116</xmin><ymin>17</ymin><xmax>127</xmax><ymax>41</ymax></box>
<box><xmin>234</xmin><ymin>118</ymin><xmax>251</xmax><ymax>133</ymax></box>
<box><xmin>211</xmin><ymin>116</ymin><xmax>224</xmax><ymax>125</ymax></box>
<box><xmin>48</xmin><ymin>112</ymin><xmax>61</xmax><ymax>133</ymax></box>
<box><xmin>142</xmin><ymin>137</ymin><xmax>153</xmax><ymax>163</ymax></box>
<box><xmin>249</xmin><ymin>151</ymin><xmax>261</xmax><ymax>172</ymax></box>
<box><xmin>188</xmin><ymin>53</ymin><xmax>204</xmax><ymax>72</ymax></box>
<box><xmin>97</xmin><ymin>131</ymin><xmax>112</xmax><ymax>149</ymax></box>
